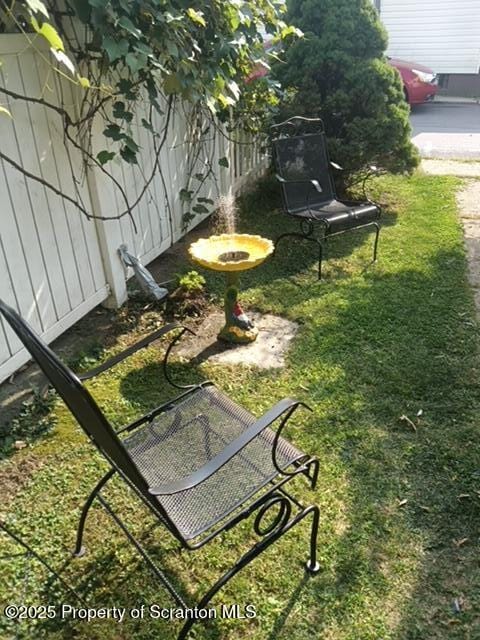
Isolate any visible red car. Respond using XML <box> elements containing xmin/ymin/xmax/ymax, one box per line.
<box><xmin>388</xmin><ymin>57</ymin><xmax>438</xmax><ymax>105</ymax></box>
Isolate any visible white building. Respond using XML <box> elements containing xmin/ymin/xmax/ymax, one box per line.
<box><xmin>374</xmin><ymin>0</ymin><xmax>480</xmax><ymax>96</ymax></box>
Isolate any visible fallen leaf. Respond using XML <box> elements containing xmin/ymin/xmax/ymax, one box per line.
<box><xmin>14</xmin><ymin>440</ymin><xmax>27</xmax><ymax>449</ymax></box>
<box><xmin>398</xmin><ymin>499</ymin><xmax>408</xmax><ymax>507</ymax></box>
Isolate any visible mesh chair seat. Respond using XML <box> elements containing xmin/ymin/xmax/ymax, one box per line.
<box><xmin>291</xmin><ymin>199</ymin><xmax>380</xmax><ymax>233</ymax></box>
<box><xmin>122</xmin><ymin>385</ymin><xmax>306</xmax><ymax>541</ymax></box>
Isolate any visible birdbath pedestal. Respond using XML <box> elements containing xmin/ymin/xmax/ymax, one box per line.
<box><xmin>189</xmin><ymin>234</ymin><xmax>273</xmax><ymax>344</ymax></box>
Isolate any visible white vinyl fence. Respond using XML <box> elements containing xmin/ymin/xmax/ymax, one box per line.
<box><xmin>0</xmin><ymin>34</ymin><xmax>267</xmax><ymax>384</ymax></box>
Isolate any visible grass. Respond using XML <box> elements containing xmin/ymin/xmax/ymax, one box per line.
<box><xmin>1</xmin><ymin>172</ymin><xmax>480</xmax><ymax>640</ymax></box>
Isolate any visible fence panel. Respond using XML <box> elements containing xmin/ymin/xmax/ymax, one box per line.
<box><xmin>0</xmin><ymin>35</ymin><xmax>109</xmax><ymax>383</ymax></box>
<box><xmin>0</xmin><ymin>34</ymin><xmax>268</xmax><ymax>384</ymax></box>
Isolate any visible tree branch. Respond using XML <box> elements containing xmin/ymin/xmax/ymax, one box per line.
<box><xmin>0</xmin><ymin>149</ymin><xmax>133</xmax><ymax>223</ymax></box>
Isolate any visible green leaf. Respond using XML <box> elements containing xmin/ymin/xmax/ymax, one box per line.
<box><xmin>193</xmin><ymin>204</ymin><xmax>209</xmax><ymax>214</ymax></box>
<box><xmin>118</xmin><ymin>15</ymin><xmax>142</xmax><ymax>38</ymax></box>
<box><xmin>112</xmin><ymin>101</ymin><xmax>133</xmax><ymax>122</ymax></box>
<box><xmin>117</xmin><ymin>78</ymin><xmax>137</xmax><ymax>99</ymax></box>
<box><xmin>120</xmin><ymin>146</ymin><xmax>138</xmax><ymax>164</ymax></box>
<box><xmin>219</xmin><ymin>157</ymin><xmax>229</xmax><ymax>168</ymax></box>
<box><xmin>198</xmin><ymin>197</ymin><xmax>214</xmax><ymax>204</ymax></box>
<box><xmin>71</xmin><ymin>0</ymin><xmax>91</xmax><ymax>22</ymax></box>
<box><xmin>280</xmin><ymin>25</ymin><xmax>304</xmax><ymax>39</ymax></box>
<box><xmin>103</xmin><ymin>124</ymin><xmax>125</xmax><ymax>141</ymax></box>
<box><xmin>151</xmin><ymin>98</ymin><xmax>164</xmax><ymax>115</ymax></box>
<box><xmin>179</xmin><ymin>189</ymin><xmax>193</xmax><ymax>202</ymax></box>
<box><xmin>193</xmin><ymin>173</ymin><xmax>204</xmax><ymax>181</ymax></box>
<box><xmin>141</xmin><ymin>118</ymin><xmax>155</xmax><ymax>133</ymax></box>
<box><xmin>217</xmin><ymin>93</ymin><xmax>235</xmax><ymax>109</ymax></box>
<box><xmin>31</xmin><ymin>17</ymin><xmax>65</xmax><ymax>51</ymax></box>
<box><xmin>166</xmin><ymin>40</ymin><xmax>178</xmax><ymax>57</ymax></box>
<box><xmin>163</xmin><ymin>74</ymin><xmax>181</xmax><ymax>94</ymax></box>
<box><xmin>96</xmin><ymin>150</ymin><xmax>115</xmax><ymax>165</ymax></box>
<box><xmin>134</xmin><ymin>41</ymin><xmax>153</xmax><ymax>57</ymax></box>
<box><xmin>103</xmin><ymin>36</ymin><xmax>129</xmax><ymax>62</ymax></box>
<box><xmin>186</xmin><ymin>8</ymin><xmax>206</xmax><ymax>27</ymax></box>
<box><xmin>124</xmin><ymin>136</ymin><xmax>140</xmax><ymax>153</ymax></box>
<box><xmin>125</xmin><ymin>52</ymin><xmax>146</xmax><ymax>74</ymax></box>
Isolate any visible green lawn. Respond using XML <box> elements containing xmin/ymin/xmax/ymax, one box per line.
<box><xmin>2</xmin><ymin>173</ymin><xmax>480</xmax><ymax>640</ymax></box>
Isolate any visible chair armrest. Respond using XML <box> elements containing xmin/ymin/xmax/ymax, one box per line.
<box><xmin>275</xmin><ymin>174</ymin><xmax>323</xmax><ymax>193</ymax></box>
<box><xmin>78</xmin><ymin>323</ymin><xmax>193</xmax><ymax>380</ymax></box>
<box><xmin>148</xmin><ymin>397</ymin><xmax>311</xmax><ymax>496</ymax></box>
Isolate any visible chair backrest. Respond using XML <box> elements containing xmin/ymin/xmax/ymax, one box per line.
<box><xmin>0</xmin><ymin>299</ymin><xmax>148</xmax><ymax>492</ymax></box>
<box><xmin>271</xmin><ymin>117</ymin><xmax>336</xmax><ymax>214</ymax></box>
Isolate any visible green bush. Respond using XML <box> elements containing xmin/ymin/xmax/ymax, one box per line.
<box><xmin>274</xmin><ymin>0</ymin><xmax>419</xmax><ymax>186</ymax></box>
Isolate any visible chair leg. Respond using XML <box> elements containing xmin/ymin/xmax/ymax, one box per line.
<box><xmin>177</xmin><ymin>502</ymin><xmax>320</xmax><ymax>640</ymax></box>
<box><xmin>305</xmin><ymin>505</ymin><xmax>321</xmax><ymax>573</ymax></box>
<box><xmin>275</xmin><ymin>231</ymin><xmax>327</xmax><ymax>281</ymax></box>
<box><xmin>318</xmin><ymin>239</ymin><xmax>325</xmax><ymax>280</ymax></box>
<box><xmin>73</xmin><ymin>469</ymin><xmax>116</xmax><ymax>557</ymax></box>
<box><xmin>372</xmin><ymin>222</ymin><xmax>380</xmax><ymax>262</ymax></box>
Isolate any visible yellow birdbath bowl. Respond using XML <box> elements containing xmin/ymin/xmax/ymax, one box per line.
<box><xmin>189</xmin><ymin>234</ymin><xmax>274</xmax><ymax>343</ymax></box>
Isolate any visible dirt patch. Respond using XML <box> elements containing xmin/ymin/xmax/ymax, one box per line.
<box><xmin>0</xmin><ymin>454</ymin><xmax>46</xmax><ymax>515</ymax></box>
<box><xmin>176</xmin><ymin>311</ymin><xmax>298</xmax><ymax>369</ymax></box>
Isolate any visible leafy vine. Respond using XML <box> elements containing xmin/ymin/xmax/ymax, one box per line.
<box><xmin>0</xmin><ymin>0</ymin><xmax>301</xmax><ymax>232</ymax></box>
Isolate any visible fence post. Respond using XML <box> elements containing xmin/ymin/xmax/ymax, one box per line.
<box><xmin>84</xmin><ymin>119</ymin><xmax>128</xmax><ymax>308</ymax></box>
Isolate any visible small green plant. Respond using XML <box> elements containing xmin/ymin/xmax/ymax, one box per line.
<box><xmin>167</xmin><ymin>271</ymin><xmax>209</xmax><ymax>319</ymax></box>
<box><xmin>177</xmin><ymin>270</ymin><xmax>206</xmax><ymax>294</ymax></box>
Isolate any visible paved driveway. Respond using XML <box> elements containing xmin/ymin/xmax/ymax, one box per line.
<box><xmin>410</xmin><ymin>100</ymin><xmax>480</xmax><ymax>160</ymax></box>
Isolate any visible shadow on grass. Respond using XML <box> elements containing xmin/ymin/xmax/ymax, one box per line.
<box><xmin>286</xmin><ymin>247</ymin><xmax>480</xmax><ymax>638</ymax></box>
<box><xmin>3</xmin><ymin>176</ymin><xmax>477</xmax><ymax>639</ymax></box>
<box><xmin>90</xmin><ymin>233</ymin><xmax>479</xmax><ymax>639</ymax></box>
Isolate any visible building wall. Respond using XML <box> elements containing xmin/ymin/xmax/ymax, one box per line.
<box><xmin>378</xmin><ymin>0</ymin><xmax>480</xmax><ymax>75</ymax></box>
<box><xmin>438</xmin><ymin>73</ymin><xmax>480</xmax><ymax>98</ymax></box>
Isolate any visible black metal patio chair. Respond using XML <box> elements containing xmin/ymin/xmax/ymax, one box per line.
<box><xmin>271</xmin><ymin>116</ymin><xmax>381</xmax><ymax>279</ymax></box>
<box><xmin>0</xmin><ymin>299</ymin><xmax>320</xmax><ymax>640</ymax></box>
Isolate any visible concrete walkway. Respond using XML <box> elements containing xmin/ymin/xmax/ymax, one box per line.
<box><xmin>411</xmin><ymin>101</ymin><xmax>480</xmax><ymax>160</ymax></box>
<box><xmin>422</xmin><ymin>159</ymin><xmax>480</xmax><ymax>178</ymax></box>
<box><xmin>457</xmin><ymin>181</ymin><xmax>480</xmax><ymax>311</ymax></box>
